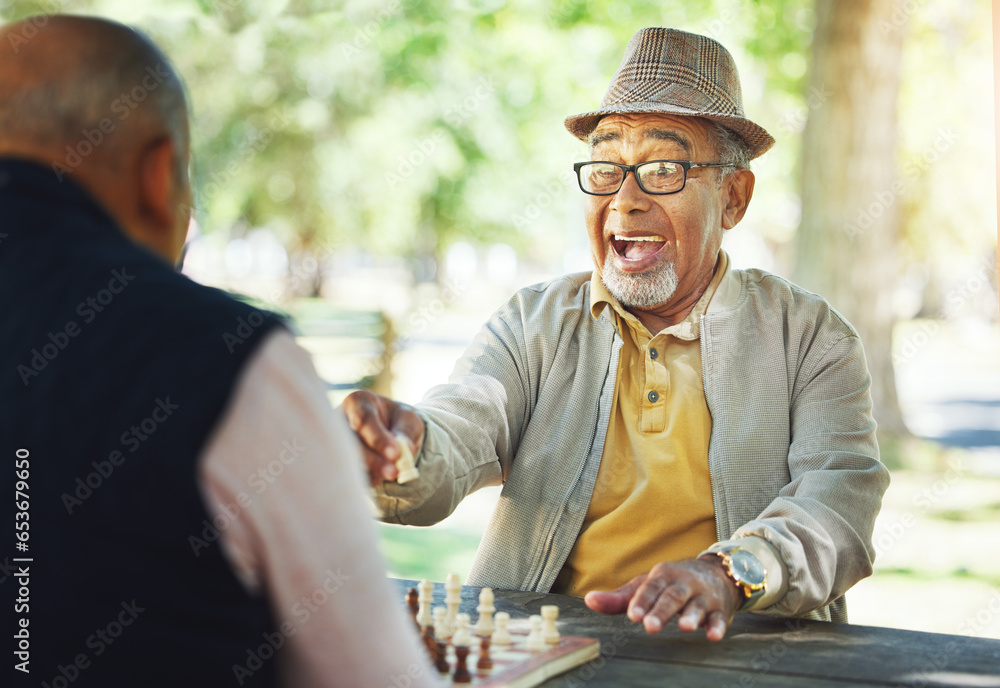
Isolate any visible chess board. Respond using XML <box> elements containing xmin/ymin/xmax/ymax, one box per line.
<box><xmin>436</xmin><ymin>631</ymin><xmax>600</xmax><ymax>688</ymax></box>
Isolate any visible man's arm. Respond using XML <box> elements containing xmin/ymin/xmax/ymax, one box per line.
<box><xmin>726</xmin><ymin>331</ymin><xmax>889</xmax><ymax>616</ymax></box>
<box><xmin>198</xmin><ymin>330</ymin><xmax>442</xmax><ymax>687</ymax></box>
<box><xmin>344</xmin><ymin>304</ymin><xmax>532</xmax><ymax>526</ymax></box>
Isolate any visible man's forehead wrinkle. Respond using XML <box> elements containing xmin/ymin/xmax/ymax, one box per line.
<box><xmin>589</xmin><ymin>123</ymin><xmax>695</xmax><ymax>158</ymax></box>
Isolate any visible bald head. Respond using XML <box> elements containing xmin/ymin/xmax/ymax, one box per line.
<box><xmin>0</xmin><ymin>15</ymin><xmax>192</xmax><ymax>264</ymax></box>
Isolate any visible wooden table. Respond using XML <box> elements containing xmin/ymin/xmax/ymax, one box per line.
<box><xmin>394</xmin><ymin>578</ymin><xmax>1000</xmax><ymax>687</ymax></box>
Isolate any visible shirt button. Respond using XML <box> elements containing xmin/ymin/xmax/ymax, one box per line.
<box><xmin>649</xmin><ymin>348</ymin><xmax>658</xmax><ymax>360</ymax></box>
<box><xmin>648</xmin><ymin>390</ymin><xmax>659</xmax><ymax>403</ymax></box>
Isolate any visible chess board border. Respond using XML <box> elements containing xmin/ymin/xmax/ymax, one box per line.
<box><xmin>439</xmin><ymin>632</ymin><xmax>601</xmax><ymax>688</ymax></box>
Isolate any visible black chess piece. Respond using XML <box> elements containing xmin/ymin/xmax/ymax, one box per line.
<box><xmin>435</xmin><ymin>639</ymin><xmax>449</xmax><ymax>674</ymax></box>
<box><xmin>453</xmin><ymin>644</ymin><xmax>471</xmax><ymax>683</ymax></box>
<box><xmin>477</xmin><ymin>636</ymin><xmax>493</xmax><ymax>671</ymax></box>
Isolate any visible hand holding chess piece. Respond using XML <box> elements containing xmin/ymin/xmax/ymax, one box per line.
<box><xmin>394</xmin><ymin>433</ymin><xmax>419</xmax><ymax>483</ymax></box>
<box><xmin>339</xmin><ymin>389</ymin><xmax>425</xmax><ymax>487</ymax></box>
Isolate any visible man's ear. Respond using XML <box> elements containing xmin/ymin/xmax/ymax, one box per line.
<box><xmin>721</xmin><ymin>168</ymin><xmax>755</xmax><ymax>229</ymax></box>
<box><xmin>136</xmin><ymin>136</ymin><xmax>190</xmax><ymax>264</ymax></box>
<box><xmin>138</xmin><ymin>136</ymin><xmax>179</xmax><ymax>235</ymax></box>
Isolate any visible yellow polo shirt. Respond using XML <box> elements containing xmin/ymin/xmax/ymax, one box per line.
<box><xmin>552</xmin><ymin>253</ymin><xmax>728</xmax><ymax>597</ymax></box>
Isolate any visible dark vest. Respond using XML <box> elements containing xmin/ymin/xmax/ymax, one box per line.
<box><xmin>1</xmin><ymin>159</ymin><xmax>285</xmax><ymax>686</ymax></box>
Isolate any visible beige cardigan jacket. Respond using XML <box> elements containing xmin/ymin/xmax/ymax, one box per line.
<box><xmin>376</xmin><ymin>259</ymin><xmax>890</xmax><ymax>622</ymax></box>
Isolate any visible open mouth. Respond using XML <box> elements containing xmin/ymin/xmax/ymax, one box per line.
<box><xmin>610</xmin><ymin>235</ymin><xmax>667</xmax><ymax>266</ymax></box>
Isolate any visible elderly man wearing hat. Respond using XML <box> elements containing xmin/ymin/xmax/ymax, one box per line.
<box><xmin>345</xmin><ymin>28</ymin><xmax>889</xmax><ymax>640</ymax></box>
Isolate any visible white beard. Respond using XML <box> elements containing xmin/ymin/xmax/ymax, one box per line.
<box><xmin>601</xmin><ymin>253</ymin><xmax>678</xmax><ymax>308</ymax></box>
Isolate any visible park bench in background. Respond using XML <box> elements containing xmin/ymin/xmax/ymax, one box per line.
<box><xmin>286</xmin><ymin>299</ymin><xmax>395</xmax><ymax>401</ymax></box>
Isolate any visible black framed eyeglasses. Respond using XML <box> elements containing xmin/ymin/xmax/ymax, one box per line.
<box><xmin>573</xmin><ymin>160</ymin><xmax>732</xmax><ymax>196</ymax></box>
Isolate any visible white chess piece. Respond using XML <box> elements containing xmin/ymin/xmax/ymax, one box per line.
<box><xmin>445</xmin><ymin>573</ymin><xmax>462</xmax><ymax>636</ymax></box>
<box><xmin>417</xmin><ymin>579</ymin><xmax>434</xmax><ymax>630</ymax></box>
<box><xmin>474</xmin><ymin>587</ymin><xmax>495</xmax><ymax>636</ymax></box>
<box><xmin>453</xmin><ymin>612</ymin><xmax>472</xmax><ymax>647</ymax></box>
<box><xmin>491</xmin><ymin>611</ymin><xmax>511</xmax><ymax>647</ymax></box>
<box><xmin>540</xmin><ymin>605</ymin><xmax>560</xmax><ymax>644</ymax></box>
<box><xmin>394</xmin><ymin>434</ymin><xmax>419</xmax><ymax>483</ymax></box>
<box><xmin>525</xmin><ymin>614</ymin><xmax>545</xmax><ymax>651</ymax></box>
<box><xmin>433</xmin><ymin>605</ymin><xmax>449</xmax><ymax>640</ymax></box>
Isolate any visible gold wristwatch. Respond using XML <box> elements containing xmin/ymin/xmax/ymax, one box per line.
<box><xmin>709</xmin><ymin>545</ymin><xmax>767</xmax><ymax>610</ymax></box>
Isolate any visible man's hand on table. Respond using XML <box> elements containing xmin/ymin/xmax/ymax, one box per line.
<box><xmin>584</xmin><ymin>557</ymin><xmax>742</xmax><ymax>641</ymax></box>
<box><xmin>340</xmin><ymin>390</ymin><xmax>424</xmax><ymax>487</ymax></box>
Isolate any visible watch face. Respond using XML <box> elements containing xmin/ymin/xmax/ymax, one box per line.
<box><xmin>730</xmin><ymin>549</ymin><xmax>766</xmax><ymax>587</ymax></box>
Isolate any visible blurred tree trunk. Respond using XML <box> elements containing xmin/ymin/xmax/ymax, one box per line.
<box><xmin>795</xmin><ymin>0</ymin><xmax>910</xmax><ymax>440</ymax></box>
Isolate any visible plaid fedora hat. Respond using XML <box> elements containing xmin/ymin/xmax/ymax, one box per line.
<box><xmin>565</xmin><ymin>27</ymin><xmax>774</xmax><ymax>159</ymax></box>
